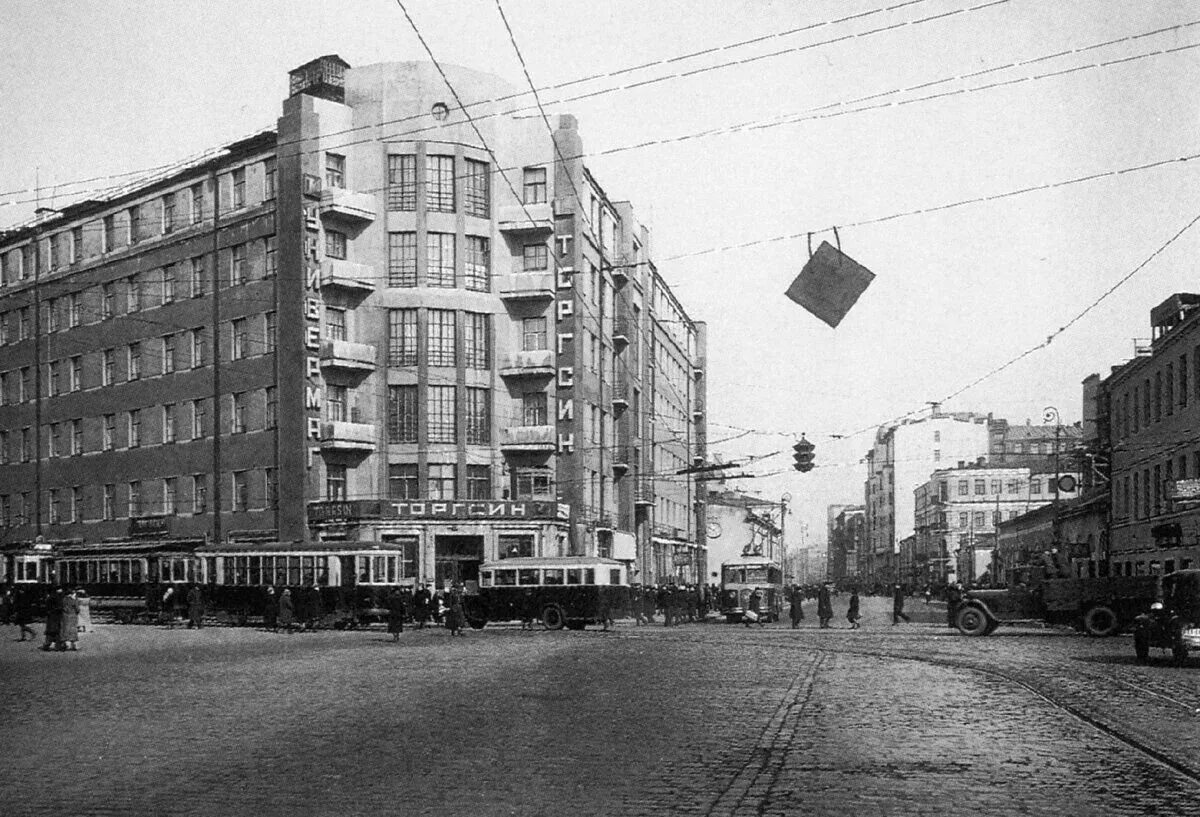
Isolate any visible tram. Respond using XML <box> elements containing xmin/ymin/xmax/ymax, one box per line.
<box><xmin>718</xmin><ymin>555</ymin><xmax>784</xmax><ymax>623</ymax></box>
<box><xmin>54</xmin><ymin>538</ymin><xmax>203</xmax><ymax>622</ymax></box>
<box><xmin>466</xmin><ymin>556</ymin><xmax>633</xmax><ymax>630</ymax></box>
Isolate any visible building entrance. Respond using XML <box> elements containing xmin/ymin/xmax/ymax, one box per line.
<box><xmin>435</xmin><ymin>535</ymin><xmax>485</xmax><ymax>588</ymax></box>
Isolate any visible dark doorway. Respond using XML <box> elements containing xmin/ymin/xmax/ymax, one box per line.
<box><xmin>435</xmin><ymin>535</ymin><xmax>484</xmax><ymax>587</ymax></box>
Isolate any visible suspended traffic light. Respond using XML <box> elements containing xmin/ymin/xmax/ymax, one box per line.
<box><xmin>792</xmin><ymin>436</ymin><xmax>816</xmax><ymax>473</ymax></box>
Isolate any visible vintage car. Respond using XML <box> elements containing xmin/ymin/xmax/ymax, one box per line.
<box><xmin>1132</xmin><ymin>569</ymin><xmax>1200</xmax><ymax>665</ymax></box>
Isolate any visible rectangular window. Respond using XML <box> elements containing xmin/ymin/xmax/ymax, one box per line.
<box><xmin>326</xmin><ymin>465</ymin><xmax>347</xmax><ymax>501</ymax></box>
<box><xmin>523</xmin><ymin>243</ymin><xmax>548</xmax><ymax>271</ymax></box>
<box><xmin>68</xmin><ymin>292</ymin><xmax>81</xmax><ymax>327</ymax></box>
<box><xmin>326</xmin><ymin>384</ymin><xmax>348</xmax><ymax>423</ymax></box>
<box><xmin>71</xmin><ymin>226</ymin><xmax>82</xmax><ymax>263</ymax></box>
<box><xmin>324</xmin><ymin>307</ymin><xmax>346</xmax><ymax>341</ymax></box>
<box><xmin>974</xmin><ymin>479</ymin><xmax>986</xmax><ymax>495</ymax></box>
<box><xmin>427</xmin><ymin>232</ymin><xmax>455</xmax><ymax>287</ymax></box>
<box><xmin>973</xmin><ymin>511</ymin><xmax>986</xmax><ymax>527</ymax></box>
<box><xmin>192</xmin><ymin>475</ymin><xmax>207</xmax><ymax>514</ymax></box>
<box><xmin>522</xmin><ymin>316</ymin><xmax>547</xmax><ymax>351</ymax></box>
<box><xmin>48</xmin><ymin>423</ymin><xmax>59</xmax><ymax>458</ymax></box>
<box><xmin>522</xmin><ymin>392</ymin><xmax>547</xmax><ymax>426</ymax></box>
<box><xmin>427</xmin><ymin>309</ymin><xmax>456</xmax><ymax>367</ymax></box>
<box><xmin>162</xmin><ymin>404</ymin><xmax>176</xmax><ymax>443</ymax></box>
<box><xmin>265</xmin><ymin>386</ymin><xmax>277</xmax><ymax>429</ymax></box>
<box><xmin>466</xmin><ymin>464</ymin><xmax>490</xmax><ymax>500</ymax></box>
<box><xmin>231</xmin><ymin>318</ymin><xmax>248</xmax><ymax>360</ymax></box>
<box><xmin>232</xmin><ymin>471</ymin><xmax>249</xmax><ymax>511</ymax></box>
<box><xmin>388</xmin><ymin>463</ymin><xmax>419</xmax><ymax>499</ymax></box>
<box><xmin>231</xmin><ymin>392</ymin><xmax>247</xmax><ymax>434</ymax></box>
<box><xmin>265</xmin><ymin>311</ymin><xmax>277</xmax><ymax>352</ymax></box>
<box><xmin>388</xmin><ymin>385</ymin><xmax>418</xmax><ymax>444</ymax></box>
<box><xmin>127</xmin><ymin>275</ymin><xmax>141</xmax><ymax>313</ymax></box>
<box><xmin>428</xmin><ymin>463</ymin><xmax>455</xmax><ymax>500</ymax></box>
<box><xmin>70</xmin><ymin>419</ymin><xmax>82</xmax><ymax>455</ymax></box>
<box><xmin>264</xmin><ymin>158</ymin><xmax>277</xmax><ymax>200</ymax></box>
<box><xmin>102</xmin><ymin>414</ymin><xmax>115</xmax><ymax>451</ymax></box>
<box><xmin>191</xmin><ymin>329</ymin><xmax>206</xmax><ymax>368</ymax></box>
<box><xmin>231</xmin><ymin>167</ymin><xmax>246</xmax><ymax>208</ymax></box>
<box><xmin>264</xmin><ymin>236</ymin><xmax>277</xmax><ymax>278</ymax></box>
<box><xmin>523</xmin><ymin>167</ymin><xmax>547</xmax><ymax>204</ymax></box>
<box><xmin>103</xmin><ymin>484</ymin><xmax>116</xmax><ymax>520</ymax></box>
<box><xmin>957</xmin><ymin>480</ymin><xmax>969</xmax><ymax>496</ymax></box>
<box><xmin>20</xmin><ymin>427</ymin><xmax>31</xmax><ymax>462</ymax></box>
<box><xmin>190</xmin><ymin>257</ymin><xmax>206</xmax><ymax>297</ymax></box>
<box><xmin>230</xmin><ymin>244</ymin><xmax>247</xmax><ymax>286</ymax></box>
<box><xmin>387</xmin><ymin>232</ymin><xmax>417</xmax><ymax>287</ymax></box>
<box><xmin>464</xmin><ymin>312</ymin><xmax>489</xmax><ymax>370</ymax></box>
<box><xmin>325</xmin><ymin>229</ymin><xmax>347</xmax><ymax>260</ymax></box>
<box><xmin>158</xmin><ymin>334</ymin><xmax>175</xmax><ymax>374</ymax></box>
<box><xmin>387</xmin><ymin>309</ymin><xmax>418</xmax><ymax>367</ymax></box>
<box><xmin>464</xmin><ymin>235</ymin><xmax>490</xmax><ymax>292</ymax></box>
<box><xmin>162</xmin><ymin>264</ymin><xmax>175</xmax><ymax>304</ymax></box>
<box><xmin>19</xmin><ymin>367</ymin><xmax>30</xmax><ymax>402</ymax></box>
<box><xmin>325</xmin><ymin>153</ymin><xmax>346</xmax><ymax>189</ymax></box>
<box><xmin>164</xmin><ymin>478</ymin><xmax>177</xmax><ymax>515</ymax></box>
<box><xmin>127</xmin><ymin>410</ymin><xmax>141</xmax><ymax>448</ymax></box>
<box><xmin>127</xmin><ymin>206</ymin><xmax>141</xmax><ymax>244</ymax></box>
<box><xmin>427</xmin><ymin>155</ymin><xmax>455</xmax><ymax>213</ymax></box>
<box><xmin>427</xmin><ymin>386</ymin><xmax>456</xmax><ymax>443</ymax></box>
<box><xmin>70</xmin><ymin>486</ymin><xmax>81</xmax><ymax>523</ymax></box>
<box><xmin>464</xmin><ymin>159</ymin><xmax>490</xmax><ymax>218</ymax></box>
<box><xmin>465</xmin><ymin>387</ymin><xmax>490</xmax><ymax>444</ymax></box>
<box><xmin>265</xmin><ymin>468</ymin><xmax>277</xmax><ymax>509</ymax></box>
<box><xmin>127</xmin><ymin>343</ymin><xmax>141</xmax><ymax>380</ymax></box>
<box><xmin>387</xmin><ymin>155</ymin><xmax>417</xmax><ymax>211</ymax></box>
<box><xmin>1181</xmin><ymin>353</ymin><xmax>1189</xmax><ymax>409</ymax></box>
<box><xmin>47</xmin><ymin>360</ymin><xmax>60</xmax><ymax>397</ymax></box>
<box><xmin>515</xmin><ymin>470</ymin><xmax>553</xmax><ymax>500</ymax></box>
<box><xmin>18</xmin><ymin>308</ymin><xmax>29</xmax><ymax>340</ymax></box>
<box><xmin>43</xmin><ymin>300</ymin><xmax>58</xmax><ymax>334</ymax></box>
<box><xmin>190</xmin><ymin>184</ymin><xmax>204</xmax><ymax>224</ymax></box>
<box><xmin>128</xmin><ymin>480</ymin><xmax>141</xmax><ymax>517</ymax></box>
<box><xmin>162</xmin><ymin>194</ymin><xmax>177</xmax><ymax>233</ymax></box>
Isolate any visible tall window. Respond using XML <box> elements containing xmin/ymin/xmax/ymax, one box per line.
<box><xmin>388</xmin><ymin>385</ymin><xmax>418</xmax><ymax>443</ymax></box>
<box><xmin>465</xmin><ymin>387</ymin><xmax>490</xmax><ymax>444</ymax></box>
<box><xmin>325</xmin><ymin>229</ymin><xmax>347</xmax><ymax>260</ymax></box>
<box><xmin>387</xmin><ymin>155</ymin><xmax>417</xmax><ymax>211</ymax></box>
<box><xmin>127</xmin><ymin>275</ymin><xmax>141</xmax><ymax>312</ymax></box>
<box><xmin>464</xmin><ymin>236</ymin><xmax>490</xmax><ymax>292</ymax></box>
<box><xmin>231</xmin><ymin>167</ymin><xmax>246</xmax><ymax>208</ymax></box>
<box><xmin>326</xmin><ymin>464</ymin><xmax>347</xmax><ymax>501</ymax></box>
<box><xmin>264</xmin><ymin>158</ymin><xmax>277</xmax><ymax>201</ymax></box>
<box><xmin>325</xmin><ymin>153</ymin><xmax>346</xmax><ymax>188</ymax></box>
<box><xmin>523</xmin><ymin>167</ymin><xmax>547</xmax><ymax>204</ymax></box>
<box><xmin>68</xmin><ymin>293</ymin><xmax>81</xmax><ymax>327</ymax></box>
<box><xmin>230</xmin><ymin>244</ymin><xmax>247</xmax><ymax>286</ymax></box>
<box><xmin>164</xmin><ymin>478</ymin><xmax>177</xmax><ymax>515</ymax></box>
<box><xmin>428</xmin><ymin>463</ymin><xmax>455</xmax><ymax>500</ymax></box>
<box><xmin>191</xmin><ymin>329</ymin><xmax>206</xmax><ymax>368</ymax></box>
<box><xmin>103</xmin><ymin>484</ymin><xmax>116</xmax><ymax>520</ymax></box>
<box><xmin>192</xmin><ymin>399</ymin><xmax>206</xmax><ymax>439</ymax></box>
<box><xmin>71</xmin><ymin>226</ymin><xmax>82</xmax><ymax>263</ymax></box>
<box><xmin>70</xmin><ymin>419</ymin><xmax>82</xmax><ymax>455</ymax></box>
<box><xmin>102</xmin><ymin>415</ymin><xmax>115</xmax><ymax>451</ymax></box>
<box><xmin>523</xmin><ymin>244</ymin><xmax>548</xmax><ymax>271</ymax></box>
<box><xmin>162</xmin><ymin>193</ymin><xmax>177</xmax><ymax>232</ymax></box>
<box><xmin>232</xmin><ymin>471</ymin><xmax>249</xmax><ymax>511</ymax></box>
<box><xmin>427</xmin><ymin>310</ymin><xmax>456</xmax><ymax>367</ymax></box>
<box><xmin>264</xmin><ymin>312</ymin><xmax>277</xmax><ymax>352</ymax></box>
<box><xmin>162</xmin><ymin>334</ymin><xmax>176</xmax><ymax>373</ymax></box>
<box><xmin>464</xmin><ymin>159</ymin><xmax>490</xmax><ymax>218</ymax></box>
<box><xmin>127</xmin><ymin>410</ymin><xmax>141</xmax><ymax>448</ymax></box>
<box><xmin>47</xmin><ymin>361</ymin><xmax>60</xmax><ymax>397</ymax></box>
<box><xmin>324</xmin><ymin>307</ymin><xmax>347</xmax><ymax>341</ymax></box>
<box><xmin>466</xmin><ymin>464</ymin><xmax>490</xmax><ymax>499</ymax></box>
<box><xmin>231</xmin><ymin>318</ymin><xmax>248</xmax><ymax>359</ymax></box>
<box><xmin>162</xmin><ymin>404</ymin><xmax>176</xmax><ymax>443</ymax></box>
<box><xmin>231</xmin><ymin>392</ymin><xmax>247</xmax><ymax>433</ymax></box>
<box><xmin>387</xmin><ymin>309</ymin><xmax>418</xmax><ymax>366</ymax></box>
<box><xmin>522</xmin><ymin>392</ymin><xmax>548</xmax><ymax>426</ymax></box>
<box><xmin>127</xmin><ymin>342</ymin><xmax>141</xmax><ymax>380</ymax></box>
<box><xmin>265</xmin><ymin>468</ymin><xmax>277</xmax><ymax>509</ymax></box>
<box><xmin>326</xmin><ymin>384</ymin><xmax>348</xmax><ymax>422</ymax></box>
<box><xmin>265</xmin><ymin>386</ymin><xmax>277</xmax><ymax>429</ymax></box>
<box><xmin>264</xmin><ymin>236</ymin><xmax>277</xmax><ymax>278</ymax></box>
<box><xmin>190</xmin><ymin>184</ymin><xmax>203</xmax><ymax>224</ymax></box>
<box><xmin>464</xmin><ymin>312</ymin><xmax>489</xmax><ymax>370</ymax></box>
<box><xmin>162</xmin><ymin>264</ymin><xmax>175</xmax><ymax>304</ymax></box>
<box><xmin>103</xmin><ymin>216</ymin><xmax>116</xmax><ymax>253</ymax></box>
<box><xmin>388</xmin><ymin>463</ymin><xmax>419</xmax><ymax>499</ymax></box>
<box><xmin>387</xmin><ymin>232</ymin><xmax>417</xmax><ymax>287</ymax></box>
<box><xmin>128</xmin><ymin>206</ymin><xmax>141</xmax><ymax>244</ymax></box>
<box><xmin>192</xmin><ymin>475</ymin><xmax>207</xmax><ymax>513</ymax></box>
<box><xmin>426</xmin><ymin>155</ymin><xmax>455</xmax><ymax>212</ymax></box>
<box><xmin>190</xmin><ymin>257</ymin><xmax>206</xmax><ymax>297</ymax></box>
<box><xmin>427</xmin><ymin>232</ymin><xmax>455</xmax><ymax>287</ymax></box>
<box><xmin>427</xmin><ymin>386</ymin><xmax>456</xmax><ymax>443</ymax></box>
<box><xmin>128</xmin><ymin>480</ymin><xmax>141</xmax><ymax>517</ymax></box>
<box><xmin>523</xmin><ymin>317</ymin><xmax>547</xmax><ymax>351</ymax></box>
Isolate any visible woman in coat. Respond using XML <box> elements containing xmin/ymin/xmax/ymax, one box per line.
<box><xmin>386</xmin><ymin>587</ymin><xmax>407</xmax><ymax>641</ymax></box>
<box><xmin>847</xmin><ymin>588</ymin><xmax>861</xmax><ymax>630</ymax></box>
<box><xmin>60</xmin><ymin>590</ymin><xmax>80</xmax><ymax>651</ymax></box>
<box><xmin>789</xmin><ymin>586</ymin><xmax>805</xmax><ymax>629</ymax></box>
<box><xmin>445</xmin><ymin>584</ymin><xmax>465</xmax><ymax>637</ymax></box>
<box><xmin>278</xmin><ymin>589</ymin><xmax>295</xmax><ymax>633</ymax></box>
<box><xmin>263</xmin><ymin>586</ymin><xmax>278</xmax><ymax>632</ymax></box>
<box><xmin>817</xmin><ymin>583</ymin><xmax>834</xmax><ymax>628</ymax></box>
<box><xmin>42</xmin><ymin>589</ymin><xmax>63</xmax><ymax>651</ymax></box>
<box><xmin>13</xmin><ymin>588</ymin><xmax>36</xmax><ymax>642</ymax></box>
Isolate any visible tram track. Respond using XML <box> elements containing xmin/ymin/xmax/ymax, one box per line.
<box><xmin>603</xmin><ymin>627</ymin><xmax>1200</xmax><ymax>792</ymax></box>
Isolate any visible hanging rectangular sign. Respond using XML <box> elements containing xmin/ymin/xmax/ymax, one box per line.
<box><xmin>784</xmin><ymin>240</ymin><xmax>875</xmax><ymax>328</ymax></box>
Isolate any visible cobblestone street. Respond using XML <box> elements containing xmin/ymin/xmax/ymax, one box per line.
<box><xmin>4</xmin><ymin>596</ymin><xmax>1200</xmax><ymax>816</ymax></box>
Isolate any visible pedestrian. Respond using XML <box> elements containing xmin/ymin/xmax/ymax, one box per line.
<box><xmin>643</xmin><ymin>586</ymin><xmax>657</xmax><ymax>624</ymax></box>
<box><xmin>892</xmin><ymin>583</ymin><xmax>911</xmax><ymax>625</ymax></box>
<box><xmin>431</xmin><ymin>588</ymin><xmax>446</xmax><ymax>626</ymax></box>
<box><xmin>13</xmin><ymin>588</ymin><xmax>35</xmax><ymax>642</ymax></box>
<box><xmin>159</xmin><ymin>585</ymin><xmax>177</xmax><ymax>628</ymax></box>
<box><xmin>386</xmin><ymin>586</ymin><xmax>406</xmax><ymax>642</ymax></box>
<box><xmin>745</xmin><ymin>587</ymin><xmax>765</xmax><ymax>628</ymax></box>
<box><xmin>60</xmin><ymin>589</ymin><xmax>80</xmax><ymax>651</ymax></box>
<box><xmin>278</xmin><ymin>588</ymin><xmax>294</xmax><ymax>633</ymax></box>
<box><xmin>306</xmin><ymin>583</ymin><xmax>324</xmax><ymax>631</ymax></box>
<box><xmin>263</xmin><ymin>586</ymin><xmax>278</xmax><ymax>632</ymax></box>
<box><xmin>946</xmin><ymin>582</ymin><xmax>964</xmax><ymax>628</ymax></box>
<box><xmin>847</xmin><ymin>588</ymin><xmax>861</xmax><ymax>629</ymax></box>
<box><xmin>817</xmin><ymin>582</ymin><xmax>833</xmax><ymax>629</ymax></box>
<box><xmin>187</xmin><ymin>584</ymin><xmax>204</xmax><ymax>629</ymax></box>
<box><xmin>445</xmin><ymin>583</ymin><xmax>465</xmax><ymax>637</ymax></box>
<box><xmin>924</xmin><ymin>585</ymin><xmax>932</xmax><ymax>605</ymax></box>
<box><xmin>42</xmin><ymin>589</ymin><xmax>63</xmax><ymax>652</ymax></box>
<box><xmin>632</xmin><ymin>585</ymin><xmax>647</xmax><ymax>626</ymax></box>
<box><xmin>599</xmin><ymin>590</ymin><xmax>614</xmax><ymax>632</ymax></box>
<box><xmin>412</xmin><ymin>583</ymin><xmax>431</xmax><ymax>629</ymax></box>
<box><xmin>657</xmin><ymin>585</ymin><xmax>672</xmax><ymax>627</ymax></box>
<box><xmin>789</xmin><ymin>586</ymin><xmax>805</xmax><ymax>629</ymax></box>
<box><xmin>0</xmin><ymin>586</ymin><xmax>11</xmax><ymax>626</ymax></box>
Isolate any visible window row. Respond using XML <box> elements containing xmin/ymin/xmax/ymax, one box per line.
<box><xmin>1112</xmin><ymin>348</ymin><xmax>1200</xmax><ymax>440</ymax></box>
<box><xmin>1115</xmin><ymin>451</ymin><xmax>1200</xmax><ymax>521</ymax></box>
<box><xmin>942</xmin><ymin>476</ymin><xmax>1062</xmax><ymax>499</ymax></box>
<box><xmin>385</xmin><ymin>232</ymin><xmax>491</xmax><ymax>291</ymax></box>
<box><xmin>386</xmin><ymin>154</ymin><xmax>492</xmax><ymax>217</ymax></box>
<box><xmin>386</xmin><ymin>385</ymin><xmax>491</xmax><ymax>445</ymax></box>
<box><xmin>386</xmin><ymin>309</ymin><xmax>490</xmax><ymax>369</ymax></box>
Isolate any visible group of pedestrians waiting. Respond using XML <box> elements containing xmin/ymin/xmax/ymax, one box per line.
<box><xmin>0</xmin><ymin>586</ymin><xmax>82</xmax><ymax>651</ymax></box>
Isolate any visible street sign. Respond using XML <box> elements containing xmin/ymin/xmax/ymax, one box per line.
<box><xmin>784</xmin><ymin>241</ymin><xmax>875</xmax><ymax>328</ymax></box>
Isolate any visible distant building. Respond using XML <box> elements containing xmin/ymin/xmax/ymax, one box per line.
<box><xmin>704</xmin><ymin>490</ymin><xmax>783</xmax><ymax>585</ymax></box>
<box><xmin>827</xmin><ymin>504</ymin><xmax>864</xmax><ymax>582</ymax></box>
<box><xmin>988</xmin><ymin>418</ymin><xmax>1082</xmax><ymax>470</ymax></box>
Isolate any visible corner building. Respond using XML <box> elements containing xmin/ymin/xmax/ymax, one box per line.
<box><xmin>0</xmin><ymin>56</ymin><xmax>707</xmax><ymax>589</ymax></box>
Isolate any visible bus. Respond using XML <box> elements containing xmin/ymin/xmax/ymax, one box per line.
<box><xmin>719</xmin><ymin>556</ymin><xmax>784</xmax><ymax>624</ymax></box>
<box><xmin>466</xmin><ymin>556</ymin><xmax>633</xmax><ymax>630</ymax></box>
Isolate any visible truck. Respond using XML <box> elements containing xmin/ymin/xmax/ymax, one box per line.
<box><xmin>954</xmin><ymin>557</ymin><xmax>1160</xmax><ymax>637</ymax></box>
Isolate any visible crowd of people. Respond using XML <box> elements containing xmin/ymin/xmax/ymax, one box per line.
<box><xmin>1</xmin><ymin>586</ymin><xmax>82</xmax><ymax>651</ymax></box>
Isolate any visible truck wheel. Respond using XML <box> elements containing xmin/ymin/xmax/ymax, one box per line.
<box><xmin>1134</xmin><ymin>628</ymin><xmax>1150</xmax><ymax>663</ymax></box>
<box><xmin>1173</xmin><ymin>639</ymin><xmax>1189</xmax><ymax>666</ymax></box>
<box><xmin>955</xmin><ymin>606</ymin><xmax>991</xmax><ymax>637</ymax></box>
<box><xmin>541</xmin><ymin>605</ymin><xmax>566</xmax><ymax>630</ymax></box>
<box><xmin>1082</xmin><ymin>605</ymin><xmax>1119</xmax><ymax>637</ymax></box>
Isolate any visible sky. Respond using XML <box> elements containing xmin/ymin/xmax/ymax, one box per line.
<box><xmin>2</xmin><ymin>0</ymin><xmax>1198</xmax><ymax>550</ymax></box>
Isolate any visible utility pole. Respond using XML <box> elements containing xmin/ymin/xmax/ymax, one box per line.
<box><xmin>210</xmin><ymin>168</ymin><xmax>223</xmax><ymax>545</ymax></box>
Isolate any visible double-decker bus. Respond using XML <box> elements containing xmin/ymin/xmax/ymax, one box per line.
<box><xmin>719</xmin><ymin>556</ymin><xmax>784</xmax><ymax>623</ymax></box>
<box><xmin>466</xmin><ymin>556</ymin><xmax>633</xmax><ymax>630</ymax></box>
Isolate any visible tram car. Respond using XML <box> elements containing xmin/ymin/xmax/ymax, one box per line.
<box><xmin>719</xmin><ymin>555</ymin><xmax>784</xmax><ymax>623</ymax></box>
<box><xmin>53</xmin><ymin>539</ymin><xmax>203</xmax><ymax>622</ymax></box>
<box><xmin>466</xmin><ymin>556</ymin><xmax>633</xmax><ymax>630</ymax></box>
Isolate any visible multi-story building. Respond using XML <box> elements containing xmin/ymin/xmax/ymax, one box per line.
<box><xmin>1103</xmin><ymin>293</ymin><xmax>1200</xmax><ymax>576</ymax></box>
<box><xmin>863</xmin><ymin>412</ymin><xmax>990</xmax><ymax>584</ymax></box>
<box><xmin>827</xmin><ymin>504</ymin><xmax>864</xmax><ymax>583</ymax></box>
<box><xmin>0</xmin><ymin>56</ymin><xmax>706</xmax><ymax>589</ymax></box>
<box><xmin>704</xmin><ymin>490</ymin><xmax>784</xmax><ymax>584</ymax></box>
<box><xmin>987</xmin><ymin>417</ymin><xmax>1082</xmax><ymax>470</ymax></box>
<box><xmin>914</xmin><ymin>463</ymin><xmax>1081</xmax><ymax>585</ymax></box>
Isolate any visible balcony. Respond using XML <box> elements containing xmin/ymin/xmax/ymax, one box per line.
<box><xmin>609</xmin><ymin>259</ymin><xmax>630</xmax><ymax>288</ymax></box>
<box><xmin>319</xmin><ymin>339</ymin><xmax>377</xmax><ymax>373</ymax></box>
<box><xmin>611</xmin><ymin>318</ymin><xmax>630</xmax><ymax>348</ymax></box>
<box><xmin>692</xmin><ymin>400</ymin><xmax>704</xmax><ymax>420</ymax></box>
<box><xmin>499</xmin><ymin>349</ymin><xmax>555</xmax><ymax>379</ymax></box>
<box><xmin>693</xmin><ymin>360</ymin><xmax>705</xmax><ymax>379</ymax></box>
<box><xmin>319</xmin><ymin>189</ymin><xmax>377</xmax><ymax>224</ymax></box>
<box><xmin>611</xmin><ymin>382</ymin><xmax>629</xmax><ymax>412</ymax></box>
<box><xmin>498</xmin><ymin>201</ymin><xmax>553</xmax><ymax>233</ymax></box>
<box><xmin>320</xmin><ymin>260</ymin><xmax>376</xmax><ymax>294</ymax></box>
<box><xmin>500</xmin><ymin>425</ymin><xmax>556</xmax><ymax>452</ymax></box>
<box><xmin>498</xmin><ymin>272</ymin><xmax>556</xmax><ymax>302</ymax></box>
<box><xmin>611</xmin><ymin>446</ymin><xmax>631</xmax><ymax>475</ymax></box>
<box><xmin>634</xmin><ymin>478</ymin><xmax>654</xmax><ymax>506</ymax></box>
<box><xmin>319</xmin><ymin>421</ymin><xmax>377</xmax><ymax>453</ymax></box>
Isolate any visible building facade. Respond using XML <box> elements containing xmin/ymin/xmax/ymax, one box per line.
<box><xmin>827</xmin><ymin>504</ymin><xmax>863</xmax><ymax>583</ymax></box>
<box><xmin>704</xmin><ymin>490</ymin><xmax>784</xmax><ymax>585</ymax></box>
<box><xmin>0</xmin><ymin>56</ymin><xmax>707</xmax><ymax>589</ymax></box>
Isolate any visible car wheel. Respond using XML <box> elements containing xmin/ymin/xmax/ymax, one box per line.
<box><xmin>1134</xmin><ymin>628</ymin><xmax>1150</xmax><ymax>663</ymax></box>
<box><xmin>1082</xmin><ymin>605</ymin><xmax>1119</xmax><ymax>637</ymax></box>
<box><xmin>955</xmin><ymin>605</ymin><xmax>991</xmax><ymax>637</ymax></box>
<box><xmin>541</xmin><ymin>604</ymin><xmax>566</xmax><ymax>631</ymax></box>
